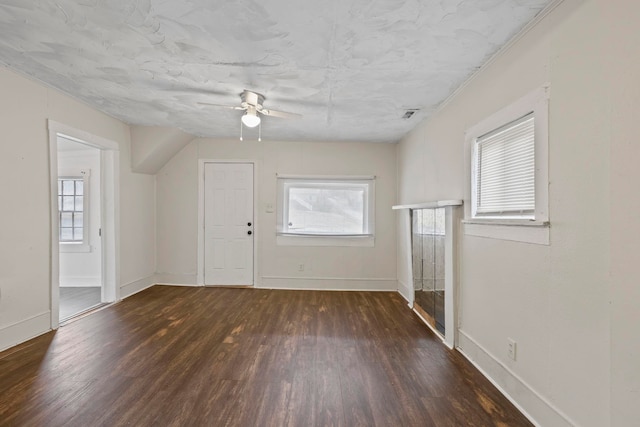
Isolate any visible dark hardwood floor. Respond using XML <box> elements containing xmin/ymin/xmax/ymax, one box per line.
<box><xmin>0</xmin><ymin>286</ymin><xmax>532</xmax><ymax>426</ymax></box>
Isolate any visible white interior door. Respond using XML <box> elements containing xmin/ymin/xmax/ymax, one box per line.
<box><xmin>204</xmin><ymin>162</ymin><xmax>254</xmax><ymax>286</ymax></box>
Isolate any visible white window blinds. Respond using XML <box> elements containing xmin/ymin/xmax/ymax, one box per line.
<box><xmin>475</xmin><ymin>113</ymin><xmax>535</xmax><ymax>217</ymax></box>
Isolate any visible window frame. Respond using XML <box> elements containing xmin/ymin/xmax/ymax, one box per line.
<box><xmin>276</xmin><ymin>175</ymin><xmax>375</xmax><ymax>247</ymax></box>
<box><xmin>463</xmin><ymin>86</ymin><xmax>550</xmax><ymax>244</ymax></box>
<box><xmin>58</xmin><ymin>169</ymin><xmax>91</xmax><ymax>253</ymax></box>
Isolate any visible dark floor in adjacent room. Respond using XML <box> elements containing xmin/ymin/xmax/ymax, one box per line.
<box><xmin>59</xmin><ymin>286</ymin><xmax>102</xmax><ymax>321</ymax></box>
<box><xmin>0</xmin><ymin>286</ymin><xmax>532</xmax><ymax>426</ymax></box>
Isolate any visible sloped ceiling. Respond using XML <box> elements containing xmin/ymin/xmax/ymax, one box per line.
<box><xmin>0</xmin><ymin>0</ymin><xmax>551</xmax><ymax>143</ymax></box>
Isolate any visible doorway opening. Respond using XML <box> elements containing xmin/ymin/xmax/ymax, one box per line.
<box><xmin>57</xmin><ymin>137</ymin><xmax>104</xmax><ymax>321</ymax></box>
<box><xmin>404</xmin><ymin>201</ymin><xmax>461</xmax><ymax>349</ymax></box>
<box><xmin>48</xmin><ymin>120</ymin><xmax>120</xmax><ymax>329</ymax></box>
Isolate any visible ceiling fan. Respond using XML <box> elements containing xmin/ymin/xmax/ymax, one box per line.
<box><xmin>199</xmin><ymin>90</ymin><xmax>302</xmax><ymax>140</ymax></box>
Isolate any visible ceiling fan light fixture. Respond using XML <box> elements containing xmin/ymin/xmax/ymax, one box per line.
<box><xmin>241</xmin><ymin>111</ymin><xmax>261</xmax><ymax>128</ymax></box>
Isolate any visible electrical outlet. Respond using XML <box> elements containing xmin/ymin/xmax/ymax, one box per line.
<box><xmin>298</xmin><ymin>263</ymin><xmax>305</xmax><ymax>271</ymax></box>
<box><xmin>507</xmin><ymin>338</ymin><xmax>517</xmax><ymax>361</ymax></box>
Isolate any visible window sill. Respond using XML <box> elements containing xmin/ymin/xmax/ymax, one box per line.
<box><xmin>462</xmin><ymin>220</ymin><xmax>549</xmax><ymax>245</ymax></box>
<box><xmin>462</xmin><ymin>219</ymin><xmax>549</xmax><ymax>227</ymax></box>
<box><xmin>60</xmin><ymin>243</ymin><xmax>91</xmax><ymax>253</ymax></box>
<box><xmin>277</xmin><ymin>234</ymin><xmax>374</xmax><ymax>247</ymax></box>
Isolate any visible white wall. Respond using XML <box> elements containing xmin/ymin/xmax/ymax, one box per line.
<box><xmin>118</xmin><ymin>137</ymin><xmax>157</xmax><ymax>297</ymax></box>
<box><xmin>606</xmin><ymin>0</ymin><xmax>640</xmax><ymax>424</ymax></box>
<box><xmin>396</xmin><ymin>0</ymin><xmax>640</xmax><ymax>425</ymax></box>
<box><xmin>0</xmin><ymin>65</ymin><xmax>156</xmax><ymax>351</ymax></box>
<box><xmin>156</xmin><ymin>138</ymin><xmax>397</xmax><ymax>290</ymax></box>
<box><xmin>58</xmin><ymin>147</ymin><xmax>102</xmax><ymax>287</ymax></box>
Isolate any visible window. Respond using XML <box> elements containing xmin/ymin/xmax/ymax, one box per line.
<box><xmin>277</xmin><ymin>176</ymin><xmax>375</xmax><ymax>245</ymax></box>
<box><xmin>464</xmin><ymin>86</ymin><xmax>549</xmax><ymax>244</ymax></box>
<box><xmin>58</xmin><ymin>170</ymin><xmax>90</xmax><ymax>251</ymax></box>
<box><xmin>473</xmin><ymin>113</ymin><xmax>535</xmax><ymax>219</ymax></box>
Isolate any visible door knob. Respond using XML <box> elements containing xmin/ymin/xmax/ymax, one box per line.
<box><xmin>247</xmin><ymin>222</ymin><xmax>252</xmax><ymax>226</ymax></box>
<box><xmin>247</xmin><ymin>230</ymin><xmax>252</xmax><ymax>235</ymax></box>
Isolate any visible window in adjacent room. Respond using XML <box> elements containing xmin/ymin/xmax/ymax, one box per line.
<box><xmin>277</xmin><ymin>176</ymin><xmax>375</xmax><ymax>245</ymax></box>
<box><xmin>58</xmin><ymin>171</ymin><xmax>89</xmax><ymax>249</ymax></box>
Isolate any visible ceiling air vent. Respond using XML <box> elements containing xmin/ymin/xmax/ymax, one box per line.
<box><xmin>402</xmin><ymin>109</ymin><xmax>419</xmax><ymax>119</ymax></box>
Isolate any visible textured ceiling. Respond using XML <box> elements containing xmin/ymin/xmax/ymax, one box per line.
<box><xmin>0</xmin><ymin>0</ymin><xmax>551</xmax><ymax>143</ymax></box>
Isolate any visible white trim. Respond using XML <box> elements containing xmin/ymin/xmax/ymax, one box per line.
<box><xmin>392</xmin><ymin>200</ymin><xmax>463</xmax><ymax>210</ymax></box>
<box><xmin>462</xmin><ymin>219</ymin><xmax>549</xmax><ymax>227</ymax></box>
<box><xmin>0</xmin><ymin>311</ymin><xmax>51</xmax><ymax>353</ymax></box>
<box><xmin>48</xmin><ymin>120</ymin><xmax>120</xmax><ymax>330</ymax></box>
<box><xmin>276</xmin><ymin>235</ymin><xmax>374</xmax><ymax>247</ymax></box>
<box><xmin>197</xmin><ymin>161</ymin><xmax>205</xmax><ymax>285</ymax></box>
<box><xmin>396</xmin><ymin>282</ymin><xmax>413</xmax><ymax>306</ymax></box>
<box><xmin>197</xmin><ymin>159</ymin><xmax>259</xmax><ymax>287</ymax></box>
<box><xmin>101</xmin><ymin>149</ymin><xmax>120</xmax><ymax>303</ymax></box>
<box><xmin>276</xmin><ymin>174</ymin><xmax>375</xmax><ymax>180</ymax></box>
<box><xmin>259</xmin><ymin>276</ymin><xmax>396</xmax><ymax>291</ymax></box>
<box><xmin>443</xmin><ymin>205</ymin><xmax>459</xmax><ymax>348</ymax></box>
<box><xmin>154</xmin><ymin>273</ymin><xmax>198</xmax><ymax>285</ymax></box>
<box><xmin>399</xmin><ymin>209</ymin><xmax>414</xmax><ymax>307</ymax></box>
<box><xmin>48</xmin><ymin>121</ymin><xmax>119</xmax><ymax>151</ymax></box>
<box><xmin>154</xmin><ymin>283</ymin><xmax>200</xmax><ymax>289</ymax></box>
<box><xmin>457</xmin><ymin>329</ymin><xmax>576</xmax><ymax>427</ymax></box>
<box><xmin>120</xmin><ymin>275</ymin><xmax>157</xmax><ymax>299</ymax></box>
<box><xmin>59</xmin><ymin>276</ymin><xmax>102</xmax><ymax>287</ymax></box>
<box><xmin>48</xmin><ymin>130</ymin><xmax>61</xmax><ymax>329</ymax></box>
<box><xmin>463</xmin><ymin>222</ymin><xmax>550</xmax><ymax>245</ymax></box>
<box><xmin>59</xmin><ymin>243</ymin><xmax>92</xmax><ymax>253</ymax></box>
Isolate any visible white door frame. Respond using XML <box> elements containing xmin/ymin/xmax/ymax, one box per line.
<box><xmin>197</xmin><ymin>159</ymin><xmax>259</xmax><ymax>287</ymax></box>
<box><xmin>48</xmin><ymin>120</ymin><xmax>120</xmax><ymax>329</ymax></box>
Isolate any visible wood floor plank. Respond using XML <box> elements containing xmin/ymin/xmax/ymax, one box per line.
<box><xmin>0</xmin><ymin>286</ymin><xmax>533</xmax><ymax>426</ymax></box>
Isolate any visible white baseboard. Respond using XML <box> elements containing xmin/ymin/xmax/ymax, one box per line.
<box><xmin>156</xmin><ymin>282</ymin><xmax>200</xmax><ymax>287</ymax></box>
<box><xmin>0</xmin><ymin>311</ymin><xmax>51</xmax><ymax>353</ymax></box>
<box><xmin>59</xmin><ymin>276</ymin><xmax>101</xmax><ymax>287</ymax></box>
<box><xmin>397</xmin><ymin>279</ymin><xmax>414</xmax><ymax>306</ymax></box>
<box><xmin>154</xmin><ymin>273</ymin><xmax>198</xmax><ymax>286</ymax></box>
<box><xmin>120</xmin><ymin>275</ymin><xmax>157</xmax><ymax>299</ymax></box>
<box><xmin>457</xmin><ymin>329</ymin><xmax>576</xmax><ymax>427</ymax></box>
<box><xmin>259</xmin><ymin>276</ymin><xmax>397</xmax><ymax>291</ymax></box>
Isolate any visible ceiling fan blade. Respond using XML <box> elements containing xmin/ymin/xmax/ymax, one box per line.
<box><xmin>261</xmin><ymin>109</ymin><xmax>302</xmax><ymax>119</ymax></box>
<box><xmin>171</xmin><ymin>87</ymin><xmax>229</xmax><ymax>96</ymax></box>
<box><xmin>197</xmin><ymin>102</ymin><xmax>245</xmax><ymax>110</ymax></box>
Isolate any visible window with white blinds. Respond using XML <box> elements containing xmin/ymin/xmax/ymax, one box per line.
<box><xmin>474</xmin><ymin>113</ymin><xmax>535</xmax><ymax>218</ymax></box>
<box><xmin>466</xmin><ymin>86</ymin><xmax>549</xmax><ymax>242</ymax></box>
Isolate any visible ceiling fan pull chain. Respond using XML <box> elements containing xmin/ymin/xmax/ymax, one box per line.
<box><xmin>258</xmin><ymin>122</ymin><xmax>262</xmax><ymax>142</ymax></box>
<box><xmin>240</xmin><ymin>119</ymin><xmax>243</xmax><ymax>141</ymax></box>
